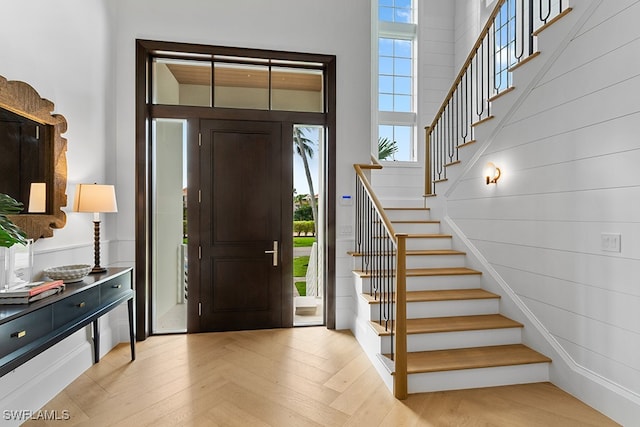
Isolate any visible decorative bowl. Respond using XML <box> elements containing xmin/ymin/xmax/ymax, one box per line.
<box><xmin>44</xmin><ymin>264</ymin><xmax>92</xmax><ymax>283</ymax></box>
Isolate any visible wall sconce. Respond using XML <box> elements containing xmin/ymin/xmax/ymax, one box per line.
<box><xmin>73</xmin><ymin>184</ymin><xmax>118</xmax><ymax>274</ymax></box>
<box><xmin>484</xmin><ymin>162</ymin><xmax>501</xmax><ymax>185</ymax></box>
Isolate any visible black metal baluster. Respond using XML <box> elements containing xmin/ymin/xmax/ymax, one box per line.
<box><xmin>468</xmin><ymin>65</ymin><xmax>474</xmax><ymax>141</ymax></box>
<box><xmin>493</xmin><ymin>10</ymin><xmax>499</xmax><ymax>94</ymax></box>
<box><xmin>461</xmin><ymin>70</ymin><xmax>469</xmax><ymax>144</ymax></box>
<box><xmin>540</xmin><ymin>0</ymin><xmax>551</xmax><ymax>24</ymax></box>
<box><xmin>528</xmin><ymin>0</ymin><xmax>534</xmax><ymax>57</ymax></box>
<box><xmin>355</xmin><ymin>178</ymin><xmax>361</xmax><ymax>255</ymax></box>
<box><xmin>475</xmin><ymin>48</ymin><xmax>484</xmax><ymax>122</ymax></box>
<box><xmin>486</xmin><ymin>36</ymin><xmax>492</xmax><ymax>117</ymax></box>
<box><xmin>388</xmin><ymin>234</ymin><xmax>394</xmax><ymax>360</ymax></box>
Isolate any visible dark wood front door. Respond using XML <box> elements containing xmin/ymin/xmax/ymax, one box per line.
<box><xmin>196</xmin><ymin>119</ymin><xmax>291</xmax><ymax>331</ymax></box>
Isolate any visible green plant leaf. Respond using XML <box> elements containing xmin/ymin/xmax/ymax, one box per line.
<box><xmin>0</xmin><ymin>193</ymin><xmax>28</xmax><ymax>248</ymax></box>
<box><xmin>378</xmin><ymin>137</ymin><xmax>398</xmax><ymax>160</ymax></box>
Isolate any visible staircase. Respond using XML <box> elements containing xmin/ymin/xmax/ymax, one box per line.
<box><xmin>352</xmin><ymin>201</ymin><xmax>550</xmax><ymax>394</ymax></box>
<box><xmin>349</xmin><ymin>0</ymin><xmax>591</xmax><ymax>397</ymax></box>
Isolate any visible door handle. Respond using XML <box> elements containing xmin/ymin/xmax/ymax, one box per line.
<box><xmin>264</xmin><ymin>241</ymin><xmax>279</xmax><ymax>267</ymax></box>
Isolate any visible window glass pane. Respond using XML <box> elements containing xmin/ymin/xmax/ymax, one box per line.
<box><xmin>378</xmin><ymin>0</ymin><xmax>413</xmax><ymax>23</ymax></box>
<box><xmin>379</xmin><ymin>7</ymin><xmax>394</xmax><ymax>21</ymax></box>
<box><xmin>394</xmin><ymin>7</ymin><xmax>412</xmax><ymax>23</ymax></box>
<box><xmin>394</xmin><ymin>77</ymin><xmax>412</xmax><ymax>95</ymax></box>
<box><xmin>379</xmin><ymin>38</ymin><xmax>393</xmax><ymax>56</ymax></box>
<box><xmin>378</xmin><ymin>124</ymin><xmax>413</xmax><ymax>161</ymax></box>
<box><xmin>271</xmin><ymin>67</ymin><xmax>324</xmax><ymax>112</ymax></box>
<box><xmin>394</xmin><ymin>125</ymin><xmax>412</xmax><ymax>161</ymax></box>
<box><xmin>214</xmin><ymin>63</ymin><xmax>269</xmax><ymax>110</ymax></box>
<box><xmin>379</xmin><ymin>76</ymin><xmax>393</xmax><ymax>93</ymax></box>
<box><xmin>153</xmin><ymin>59</ymin><xmax>211</xmax><ymax>107</ymax></box>
<box><xmin>379</xmin><ymin>94</ymin><xmax>393</xmax><ymax>111</ymax></box>
<box><xmin>394</xmin><ymin>95</ymin><xmax>411</xmax><ymax>112</ymax></box>
<box><xmin>378</xmin><ymin>38</ymin><xmax>412</xmax><ymax>113</ymax></box>
<box><xmin>394</xmin><ymin>58</ymin><xmax>411</xmax><ymax>76</ymax></box>
<box><xmin>394</xmin><ymin>40</ymin><xmax>412</xmax><ymax>58</ymax></box>
<box><xmin>379</xmin><ymin>57</ymin><xmax>393</xmax><ymax>75</ymax></box>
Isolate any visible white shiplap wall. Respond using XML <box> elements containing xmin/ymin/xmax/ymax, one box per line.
<box><xmin>445</xmin><ymin>0</ymin><xmax>640</xmax><ymax>423</ymax></box>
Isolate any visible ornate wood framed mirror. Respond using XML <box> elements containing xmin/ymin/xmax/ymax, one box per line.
<box><xmin>0</xmin><ymin>75</ymin><xmax>67</xmax><ymax>239</ymax></box>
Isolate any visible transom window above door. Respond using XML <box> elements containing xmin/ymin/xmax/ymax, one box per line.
<box><xmin>152</xmin><ymin>55</ymin><xmax>325</xmax><ymax>113</ymax></box>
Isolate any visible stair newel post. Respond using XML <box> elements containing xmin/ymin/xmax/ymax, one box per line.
<box><xmin>424</xmin><ymin>126</ymin><xmax>432</xmax><ymax>196</ymax></box>
<box><xmin>394</xmin><ymin>233</ymin><xmax>408</xmax><ymax>400</ymax></box>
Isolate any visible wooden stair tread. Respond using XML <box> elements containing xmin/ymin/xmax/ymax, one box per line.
<box><xmin>407</xmin><ymin>288</ymin><xmax>498</xmax><ymax>302</ymax></box>
<box><xmin>367</xmin><ymin>233</ymin><xmax>452</xmax><ymax>240</ymax></box>
<box><xmin>399</xmin><ymin>344</ymin><xmax>551</xmax><ymax>374</ymax></box>
<box><xmin>353</xmin><ymin>267</ymin><xmax>481</xmax><ymax>278</ymax></box>
<box><xmin>407</xmin><ymin>267</ymin><xmax>481</xmax><ymax>276</ymax></box>
<box><xmin>407</xmin><ymin>249</ymin><xmax>464</xmax><ymax>256</ymax></box>
<box><xmin>349</xmin><ymin>249</ymin><xmax>465</xmax><ymax>257</ymax></box>
<box><xmin>371</xmin><ymin>314</ymin><xmax>522</xmax><ymax>336</ymax></box>
<box><xmin>390</xmin><ymin>220</ymin><xmax>440</xmax><ymax>224</ymax></box>
<box><xmin>384</xmin><ymin>207</ymin><xmax>430</xmax><ymax>211</ymax></box>
<box><xmin>405</xmin><ymin>233</ymin><xmax>451</xmax><ymax>238</ymax></box>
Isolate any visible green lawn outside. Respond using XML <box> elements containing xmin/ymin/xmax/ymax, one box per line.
<box><xmin>293</xmin><ymin>256</ymin><xmax>309</xmax><ymax>277</ymax></box>
<box><xmin>294</xmin><ymin>281</ymin><xmax>306</xmax><ymax>296</ymax></box>
<box><xmin>293</xmin><ymin>237</ymin><xmax>316</xmax><ymax>247</ymax></box>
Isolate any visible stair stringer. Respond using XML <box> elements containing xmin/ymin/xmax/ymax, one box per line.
<box><xmin>439</xmin><ymin>215</ymin><xmax>640</xmax><ymax>422</ymax></box>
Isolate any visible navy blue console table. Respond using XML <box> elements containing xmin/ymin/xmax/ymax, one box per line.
<box><xmin>0</xmin><ymin>267</ymin><xmax>134</xmax><ymax>377</ymax></box>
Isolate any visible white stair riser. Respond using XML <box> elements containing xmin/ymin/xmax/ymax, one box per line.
<box><xmin>354</xmin><ymin>317</ymin><xmax>385</xmax><ymax>355</ymax></box>
<box><xmin>407</xmin><ymin>363</ymin><xmax>550</xmax><ymax>393</ymax></box>
<box><xmin>355</xmin><ymin>274</ymin><xmax>483</xmax><ymax>294</ymax></box>
<box><xmin>380</xmin><ymin>328</ymin><xmax>522</xmax><ymax>352</ymax></box>
<box><xmin>406</xmin><ymin>237</ymin><xmax>452</xmax><ymax>250</ymax></box>
<box><xmin>392</xmin><ymin>222</ymin><xmax>441</xmax><ymax>234</ymax></box>
<box><xmin>354</xmin><ymin>253</ymin><xmax>466</xmax><ymax>269</ymax></box>
<box><xmin>407</xmin><ymin>298</ymin><xmax>499</xmax><ymax>318</ymax></box>
<box><xmin>406</xmin><ymin>274</ymin><xmax>482</xmax><ymax>291</ymax></box>
<box><xmin>385</xmin><ymin>210</ymin><xmax>431</xmax><ymax>222</ymax></box>
<box><xmin>406</xmin><ymin>254</ymin><xmax>466</xmax><ymax>269</ymax></box>
<box><xmin>366</xmin><ymin>298</ymin><xmax>500</xmax><ymax>321</ymax></box>
<box><xmin>379</xmin><ymin>199</ymin><xmax>424</xmax><ymax>208</ymax></box>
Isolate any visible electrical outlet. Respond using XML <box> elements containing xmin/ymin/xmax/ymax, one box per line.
<box><xmin>601</xmin><ymin>233</ymin><xmax>621</xmax><ymax>253</ymax></box>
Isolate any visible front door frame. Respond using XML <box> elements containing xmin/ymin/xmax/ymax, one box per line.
<box><xmin>135</xmin><ymin>39</ymin><xmax>336</xmax><ymax>339</ymax></box>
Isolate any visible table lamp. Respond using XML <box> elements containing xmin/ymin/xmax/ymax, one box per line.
<box><xmin>73</xmin><ymin>184</ymin><xmax>118</xmax><ymax>274</ymax></box>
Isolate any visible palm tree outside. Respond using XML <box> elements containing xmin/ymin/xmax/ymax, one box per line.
<box><xmin>378</xmin><ymin>137</ymin><xmax>398</xmax><ymax>161</ymax></box>
<box><xmin>293</xmin><ymin>126</ymin><xmax>318</xmax><ymax>236</ymax></box>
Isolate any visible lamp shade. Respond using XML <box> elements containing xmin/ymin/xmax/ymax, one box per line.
<box><xmin>73</xmin><ymin>184</ymin><xmax>118</xmax><ymax>213</ymax></box>
<box><xmin>28</xmin><ymin>182</ymin><xmax>47</xmax><ymax>213</ymax></box>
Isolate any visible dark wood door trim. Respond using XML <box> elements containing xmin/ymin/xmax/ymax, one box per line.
<box><xmin>136</xmin><ymin>40</ymin><xmax>336</xmax><ymax>339</ymax></box>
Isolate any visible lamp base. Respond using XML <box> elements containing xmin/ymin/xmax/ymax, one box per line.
<box><xmin>90</xmin><ymin>266</ymin><xmax>107</xmax><ymax>274</ymax></box>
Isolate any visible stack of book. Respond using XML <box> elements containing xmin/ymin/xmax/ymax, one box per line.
<box><xmin>0</xmin><ymin>280</ymin><xmax>65</xmax><ymax>305</ymax></box>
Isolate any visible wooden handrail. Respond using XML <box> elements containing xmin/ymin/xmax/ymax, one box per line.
<box><xmin>354</xmin><ymin>163</ymin><xmax>396</xmax><ymax>243</ymax></box>
<box><xmin>427</xmin><ymin>0</ymin><xmax>508</xmax><ymax>134</ymax></box>
<box><xmin>354</xmin><ymin>162</ymin><xmax>408</xmax><ymax>400</ymax></box>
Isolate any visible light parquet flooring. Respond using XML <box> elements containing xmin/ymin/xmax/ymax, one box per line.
<box><xmin>23</xmin><ymin>327</ymin><xmax>618</xmax><ymax>427</ymax></box>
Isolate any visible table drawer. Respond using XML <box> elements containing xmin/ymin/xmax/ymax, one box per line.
<box><xmin>0</xmin><ymin>307</ymin><xmax>53</xmax><ymax>358</ymax></box>
<box><xmin>53</xmin><ymin>287</ymin><xmax>99</xmax><ymax>329</ymax></box>
<box><xmin>100</xmin><ymin>273</ymin><xmax>130</xmax><ymax>304</ymax></box>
